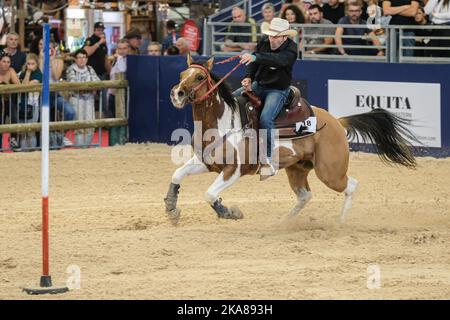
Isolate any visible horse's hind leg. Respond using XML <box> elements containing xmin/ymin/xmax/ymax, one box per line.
<box><xmin>164</xmin><ymin>155</ymin><xmax>208</xmax><ymax>224</ymax></box>
<box><xmin>285</xmin><ymin>162</ymin><xmax>313</xmax><ymax>219</ymax></box>
<box><xmin>340</xmin><ymin>176</ymin><xmax>358</xmax><ymax>224</ymax></box>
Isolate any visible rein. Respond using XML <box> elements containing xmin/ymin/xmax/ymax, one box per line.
<box><xmin>189</xmin><ymin>55</ymin><xmax>242</xmax><ymax>104</ymax></box>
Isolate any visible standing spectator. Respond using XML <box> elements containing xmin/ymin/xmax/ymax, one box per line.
<box><xmin>425</xmin><ymin>0</ymin><xmax>450</xmax><ymax>57</ymax></box>
<box><xmin>66</xmin><ymin>49</ymin><xmax>100</xmax><ymax>147</ymax></box>
<box><xmin>335</xmin><ymin>0</ymin><xmax>385</xmax><ymax>56</ymax></box>
<box><xmin>383</xmin><ymin>0</ymin><xmax>419</xmax><ymax>57</ymax></box>
<box><xmin>17</xmin><ymin>53</ymin><xmax>42</xmax><ymax>150</ymax></box>
<box><xmin>147</xmin><ymin>42</ymin><xmax>162</xmax><ymax>56</ymax></box>
<box><xmin>1</xmin><ymin>32</ymin><xmax>26</xmax><ymax>73</ymax></box>
<box><xmin>262</xmin><ymin>3</ymin><xmax>276</xmax><ymax>23</ymax></box>
<box><xmin>222</xmin><ymin>6</ymin><xmax>258</xmax><ymax>52</ymax></box>
<box><xmin>161</xmin><ymin>20</ymin><xmax>179</xmax><ymax>53</ymax></box>
<box><xmin>83</xmin><ymin>22</ymin><xmax>110</xmax><ymax>79</ymax></box>
<box><xmin>108</xmin><ymin>39</ymin><xmax>129</xmax><ymax>118</ymax></box>
<box><xmin>0</xmin><ymin>53</ymin><xmax>20</xmax><ymax>150</ymax></box>
<box><xmin>304</xmin><ymin>5</ymin><xmax>335</xmax><ymax>54</ymax></box>
<box><xmin>125</xmin><ymin>28</ymin><xmax>143</xmax><ymax>55</ymax></box>
<box><xmin>322</xmin><ymin>0</ymin><xmax>346</xmax><ymax>24</ymax></box>
<box><xmin>38</xmin><ymin>39</ymin><xmax>75</xmax><ymax>147</ymax></box>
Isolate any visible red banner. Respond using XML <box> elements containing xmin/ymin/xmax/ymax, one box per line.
<box><xmin>180</xmin><ymin>20</ymin><xmax>200</xmax><ymax>52</ymax></box>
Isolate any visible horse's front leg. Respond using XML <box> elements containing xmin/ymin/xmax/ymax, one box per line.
<box><xmin>205</xmin><ymin>165</ymin><xmax>243</xmax><ymax>220</ymax></box>
<box><xmin>164</xmin><ymin>155</ymin><xmax>208</xmax><ymax>224</ymax></box>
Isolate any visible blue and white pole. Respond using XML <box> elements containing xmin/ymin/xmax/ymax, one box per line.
<box><xmin>24</xmin><ymin>24</ymin><xmax>68</xmax><ymax>294</ymax></box>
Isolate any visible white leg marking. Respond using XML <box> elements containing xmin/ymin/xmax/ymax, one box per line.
<box><xmin>172</xmin><ymin>155</ymin><xmax>208</xmax><ymax>185</ymax></box>
<box><xmin>205</xmin><ymin>167</ymin><xmax>241</xmax><ymax>204</ymax></box>
<box><xmin>340</xmin><ymin>176</ymin><xmax>359</xmax><ymax>224</ymax></box>
<box><xmin>288</xmin><ymin>187</ymin><xmax>312</xmax><ymax>217</ymax></box>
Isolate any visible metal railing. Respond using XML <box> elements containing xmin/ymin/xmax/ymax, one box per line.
<box><xmin>204</xmin><ymin>21</ymin><xmax>450</xmax><ymax>64</ymax></box>
<box><xmin>0</xmin><ymin>78</ymin><xmax>128</xmax><ymax>152</ymax></box>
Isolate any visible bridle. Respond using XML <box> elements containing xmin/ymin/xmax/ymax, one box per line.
<box><xmin>187</xmin><ymin>55</ymin><xmax>242</xmax><ymax>104</ymax></box>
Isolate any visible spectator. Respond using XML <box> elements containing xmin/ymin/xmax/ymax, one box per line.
<box><xmin>281</xmin><ymin>4</ymin><xmax>307</xmax><ymax>24</ymax></box>
<box><xmin>161</xmin><ymin>20</ymin><xmax>179</xmax><ymax>52</ymax></box>
<box><xmin>1</xmin><ymin>32</ymin><xmax>26</xmax><ymax>73</ymax></box>
<box><xmin>108</xmin><ymin>39</ymin><xmax>129</xmax><ymax>118</ymax></box>
<box><xmin>66</xmin><ymin>49</ymin><xmax>100</xmax><ymax>147</ymax></box>
<box><xmin>335</xmin><ymin>0</ymin><xmax>385</xmax><ymax>56</ymax></box>
<box><xmin>383</xmin><ymin>0</ymin><xmax>419</xmax><ymax>57</ymax></box>
<box><xmin>424</xmin><ymin>0</ymin><xmax>450</xmax><ymax>57</ymax></box>
<box><xmin>304</xmin><ymin>5</ymin><xmax>335</xmax><ymax>54</ymax></box>
<box><xmin>322</xmin><ymin>0</ymin><xmax>346</xmax><ymax>24</ymax></box>
<box><xmin>175</xmin><ymin>37</ymin><xmax>198</xmax><ymax>56</ymax></box>
<box><xmin>147</xmin><ymin>42</ymin><xmax>162</xmax><ymax>56</ymax></box>
<box><xmin>262</xmin><ymin>3</ymin><xmax>276</xmax><ymax>23</ymax></box>
<box><xmin>17</xmin><ymin>53</ymin><xmax>42</xmax><ymax>150</ymax></box>
<box><xmin>222</xmin><ymin>6</ymin><xmax>257</xmax><ymax>52</ymax></box>
<box><xmin>83</xmin><ymin>22</ymin><xmax>110</xmax><ymax>79</ymax></box>
<box><xmin>165</xmin><ymin>45</ymin><xmax>180</xmax><ymax>55</ymax></box>
<box><xmin>0</xmin><ymin>53</ymin><xmax>20</xmax><ymax>150</ymax></box>
<box><xmin>280</xmin><ymin>0</ymin><xmax>309</xmax><ymax>21</ymax></box>
<box><xmin>125</xmin><ymin>28</ymin><xmax>143</xmax><ymax>55</ymax></box>
<box><xmin>413</xmin><ymin>6</ymin><xmax>433</xmax><ymax>57</ymax></box>
<box><xmin>38</xmin><ymin>39</ymin><xmax>75</xmax><ymax>147</ymax></box>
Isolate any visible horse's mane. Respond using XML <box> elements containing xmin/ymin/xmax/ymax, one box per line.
<box><xmin>192</xmin><ymin>62</ymin><xmax>237</xmax><ymax>112</ymax></box>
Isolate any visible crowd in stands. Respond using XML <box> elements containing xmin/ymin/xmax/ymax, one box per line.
<box><xmin>220</xmin><ymin>0</ymin><xmax>450</xmax><ymax>58</ymax></box>
<box><xmin>0</xmin><ymin>17</ymin><xmax>200</xmax><ymax>152</ymax></box>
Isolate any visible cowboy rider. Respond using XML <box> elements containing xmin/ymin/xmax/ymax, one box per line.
<box><xmin>234</xmin><ymin>18</ymin><xmax>298</xmax><ymax>181</ymax></box>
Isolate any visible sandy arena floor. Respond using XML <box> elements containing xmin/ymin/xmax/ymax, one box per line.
<box><xmin>0</xmin><ymin>143</ymin><xmax>449</xmax><ymax>299</ymax></box>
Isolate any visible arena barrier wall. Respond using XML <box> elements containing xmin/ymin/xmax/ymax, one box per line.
<box><xmin>127</xmin><ymin>56</ymin><xmax>450</xmax><ymax>156</ymax></box>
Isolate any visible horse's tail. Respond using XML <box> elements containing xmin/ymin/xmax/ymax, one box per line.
<box><xmin>338</xmin><ymin>108</ymin><xmax>418</xmax><ymax>168</ymax></box>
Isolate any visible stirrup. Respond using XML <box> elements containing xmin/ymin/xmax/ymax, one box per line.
<box><xmin>259</xmin><ymin>161</ymin><xmax>276</xmax><ymax>181</ymax></box>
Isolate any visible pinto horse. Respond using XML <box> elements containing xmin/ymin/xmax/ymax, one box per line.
<box><xmin>164</xmin><ymin>54</ymin><xmax>417</xmax><ymax>224</ymax></box>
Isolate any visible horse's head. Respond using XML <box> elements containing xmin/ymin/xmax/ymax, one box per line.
<box><xmin>170</xmin><ymin>52</ymin><xmax>214</xmax><ymax>109</ymax></box>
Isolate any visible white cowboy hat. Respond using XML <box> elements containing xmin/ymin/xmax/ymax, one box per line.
<box><xmin>261</xmin><ymin>18</ymin><xmax>297</xmax><ymax>37</ymax></box>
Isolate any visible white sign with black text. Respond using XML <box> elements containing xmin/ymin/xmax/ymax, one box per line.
<box><xmin>328</xmin><ymin>80</ymin><xmax>441</xmax><ymax>148</ymax></box>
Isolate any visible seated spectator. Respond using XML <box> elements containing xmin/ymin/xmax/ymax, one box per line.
<box><xmin>147</xmin><ymin>42</ymin><xmax>162</xmax><ymax>56</ymax></box>
<box><xmin>424</xmin><ymin>0</ymin><xmax>450</xmax><ymax>58</ymax></box>
<box><xmin>0</xmin><ymin>52</ymin><xmax>20</xmax><ymax>150</ymax></box>
<box><xmin>175</xmin><ymin>37</ymin><xmax>198</xmax><ymax>56</ymax></box>
<box><xmin>304</xmin><ymin>5</ymin><xmax>335</xmax><ymax>54</ymax></box>
<box><xmin>165</xmin><ymin>45</ymin><xmax>180</xmax><ymax>55</ymax></box>
<box><xmin>261</xmin><ymin>3</ymin><xmax>276</xmax><ymax>23</ymax></box>
<box><xmin>1</xmin><ymin>32</ymin><xmax>26</xmax><ymax>73</ymax></box>
<box><xmin>281</xmin><ymin>4</ymin><xmax>306</xmax><ymax>25</ymax></box>
<box><xmin>222</xmin><ymin>6</ymin><xmax>257</xmax><ymax>52</ymax></box>
<box><xmin>17</xmin><ymin>53</ymin><xmax>42</xmax><ymax>150</ymax></box>
<box><xmin>125</xmin><ymin>28</ymin><xmax>143</xmax><ymax>55</ymax></box>
<box><xmin>322</xmin><ymin>0</ymin><xmax>346</xmax><ymax>24</ymax></box>
<box><xmin>335</xmin><ymin>0</ymin><xmax>385</xmax><ymax>56</ymax></box>
<box><xmin>66</xmin><ymin>49</ymin><xmax>100</xmax><ymax>147</ymax></box>
<box><xmin>162</xmin><ymin>20</ymin><xmax>179</xmax><ymax>53</ymax></box>
<box><xmin>413</xmin><ymin>7</ymin><xmax>433</xmax><ymax>57</ymax></box>
<box><xmin>280</xmin><ymin>0</ymin><xmax>309</xmax><ymax>22</ymax></box>
<box><xmin>109</xmin><ymin>39</ymin><xmax>129</xmax><ymax>118</ymax></box>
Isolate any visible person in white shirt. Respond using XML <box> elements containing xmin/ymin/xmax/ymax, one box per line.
<box><xmin>424</xmin><ymin>0</ymin><xmax>450</xmax><ymax>57</ymax></box>
<box><xmin>108</xmin><ymin>39</ymin><xmax>129</xmax><ymax>118</ymax></box>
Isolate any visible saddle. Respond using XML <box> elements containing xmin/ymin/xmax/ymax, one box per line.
<box><xmin>237</xmin><ymin>85</ymin><xmax>315</xmax><ymax>139</ymax></box>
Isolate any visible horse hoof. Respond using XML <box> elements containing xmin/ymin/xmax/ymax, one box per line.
<box><xmin>166</xmin><ymin>208</ymin><xmax>181</xmax><ymax>225</ymax></box>
<box><xmin>228</xmin><ymin>206</ymin><xmax>244</xmax><ymax>220</ymax></box>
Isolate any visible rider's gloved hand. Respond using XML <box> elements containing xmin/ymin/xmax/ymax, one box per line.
<box><xmin>240</xmin><ymin>53</ymin><xmax>256</xmax><ymax>65</ymax></box>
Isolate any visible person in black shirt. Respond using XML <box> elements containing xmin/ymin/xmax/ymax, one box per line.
<box><xmin>322</xmin><ymin>0</ymin><xmax>346</xmax><ymax>24</ymax></box>
<box><xmin>83</xmin><ymin>22</ymin><xmax>110</xmax><ymax>79</ymax></box>
<box><xmin>383</xmin><ymin>0</ymin><xmax>419</xmax><ymax>56</ymax></box>
<box><xmin>233</xmin><ymin>18</ymin><xmax>298</xmax><ymax>180</ymax></box>
<box><xmin>1</xmin><ymin>32</ymin><xmax>26</xmax><ymax>73</ymax></box>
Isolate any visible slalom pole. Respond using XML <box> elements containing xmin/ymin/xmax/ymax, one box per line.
<box><xmin>23</xmin><ymin>23</ymin><xmax>68</xmax><ymax>295</ymax></box>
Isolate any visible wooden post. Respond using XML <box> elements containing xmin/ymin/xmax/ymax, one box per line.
<box><xmin>111</xmin><ymin>72</ymin><xmax>127</xmax><ymax>145</ymax></box>
<box><xmin>18</xmin><ymin>0</ymin><xmax>26</xmax><ymax>50</ymax></box>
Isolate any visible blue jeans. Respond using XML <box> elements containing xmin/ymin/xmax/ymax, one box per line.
<box><xmin>50</xmin><ymin>93</ymin><xmax>75</xmax><ymax>121</ymax></box>
<box><xmin>233</xmin><ymin>82</ymin><xmax>290</xmax><ymax>159</ymax></box>
<box><xmin>402</xmin><ymin>31</ymin><xmax>415</xmax><ymax>57</ymax></box>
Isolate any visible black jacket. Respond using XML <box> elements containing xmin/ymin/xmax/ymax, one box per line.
<box><xmin>245</xmin><ymin>36</ymin><xmax>298</xmax><ymax>90</ymax></box>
